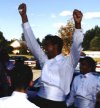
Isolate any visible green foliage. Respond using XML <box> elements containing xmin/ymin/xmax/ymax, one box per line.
<box><xmin>90</xmin><ymin>36</ymin><xmax>100</xmax><ymax>51</ymax></box>
<box><xmin>0</xmin><ymin>31</ymin><xmax>7</xmax><ymax>46</ymax></box>
<box><xmin>21</xmin><ymin>33</ymin><xmax>25</xmax><ymax>41</ymax></box>
<box><xmin>83</xmin><ymin>26</ymin><xmax>100</xmax><ymax>51</ymax></box>
<box><xmin>0</xmin><ymin>31</ymin><xmax>8</xmax><ymax>50</ymax></box>
<box><xmin>0</xmin><ymin>31</ymin><xmax>14</xmax><ymax>53</ymax></box>
<box><xmin>19</xmin><ymin>42</ymin><xmax>28</xmax><ymax>54</ymax></box>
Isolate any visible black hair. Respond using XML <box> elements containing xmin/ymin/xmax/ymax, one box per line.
<box><xmin>10</xmin><ymin>63</ymin><xmax>33</xmax><ymax>90</ymax></box>
<box><xmin>0</xmin><ymin>49</ymin><xmax>9</xmax><ymax>62</ymax></box>
<box><xmin>42</xmin><ymin>34</ymin><xmax>63</xmax><ymax>53</ymax></box>
<box><xmin>79</xmin><ymin>56</ymin><xmax>96</xmax><ymax>72</ymax></box>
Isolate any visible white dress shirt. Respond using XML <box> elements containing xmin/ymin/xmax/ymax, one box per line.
<box><xmin>0</xmin><ymin>91</ymin><xmax>39</xmax><ymax>108</ymax></box>
<box><xmin>66</xmin><ymin>72</ymin><xmax>100</xmax><ymax>108</ymax></box>
<box><xmin>22</xmin><ymin>22</ymin><xmax>83</xmax><ymax>101</ymax></box>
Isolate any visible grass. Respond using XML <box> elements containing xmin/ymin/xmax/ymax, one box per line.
<box><xmin>9</xmin><ymin>54</ymin><xmax>34</xmax><ymax>59</ymax></box>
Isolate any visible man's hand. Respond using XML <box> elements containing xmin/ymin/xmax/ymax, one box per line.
<box><xmin>18</xmin><ymin>3</ymin><xmax>28</xmax><ymax>23</ymax></box>
<box><xmin>73</xmin><ymin>9</ymin><xmax>83</xmax><ymax>29</ymax></box>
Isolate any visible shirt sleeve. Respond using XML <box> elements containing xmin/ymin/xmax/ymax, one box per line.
<box><xmin>97</xmin><ymin>76</ymin><xmax>100</xmax><ymax>92</ymax></box>
<box><xmin>66</xmin><ymin>79</ymin><xmax>75</xmax><ymax>107</ymax></box>
<box><xmin>22</xmin><ymin>22</ymin><xmax>48</xmax><ymax>68</ymax></box>
<box><xmin>69</xmin><ymin>29</ymin><xmax>84</xmax><ymax>68</ymax></box>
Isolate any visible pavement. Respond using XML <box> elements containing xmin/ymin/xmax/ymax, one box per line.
<box><xmin>32</xmin><ymin>69</ymin><xmax>41</xmax><ymax>81</ymax></box>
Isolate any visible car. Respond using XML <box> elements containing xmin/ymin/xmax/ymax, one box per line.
<box><xmin>96</xmin><ymin>62</ymin><xmax>100</xmax><ymax>72</ymax></box>
<box><xmin>24</xmin><ymin>57</ymin><xmax>36</xmax><ymax>68</ymax></box>
<box><xmin>9</xmin><ymin>55</ymin><xmax>36</xmax><ymax>68</ymax></box>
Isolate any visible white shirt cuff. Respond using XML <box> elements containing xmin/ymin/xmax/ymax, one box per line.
<box><xmin>22</xmin><ymin>22</ymin><xmax>30</xmax><ymax>29</ymax></box>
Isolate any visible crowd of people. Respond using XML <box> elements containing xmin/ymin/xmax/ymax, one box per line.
<box><xmin>0</xmin><ymin>3</ymin><xmax>100</xmax><ymax>108</ymax></box>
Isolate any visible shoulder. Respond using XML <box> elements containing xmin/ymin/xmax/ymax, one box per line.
<box><xmin>0</xmin><ymin>96</ymin><xmax>9</xmax><ymax>101</ymax></box>
<box><xmin>0</xmin><ymin>96</ymin><xmax>10</xmax><ymax>107</ymax></box>
<box><xmin>73</xmin><ymin>74</ymin><xmax>81</xmax><ymax>83</ymax></box>
<box><xmin>74</xmin><ymin>74</ymin><xmax>81</xmax><ymax>79</ymax></box>
<box><xmin>92</xmin><ymin>72</ymin><xmax>100</xmax><ymax>77</ymax></box>
<box><xmin>89</xmin><ymin>72</ymin><xmax>100</xmax><ymax>79</ymax></box>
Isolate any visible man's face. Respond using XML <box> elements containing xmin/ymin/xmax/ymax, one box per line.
<box><xmin>43</xmin><ymin>42</ymin><xmax>57</xmax><ymax>59</ymax></box>
<box><xmin>80</xmin><ymin>60</ymin><xmax>91</xmax><ymax>74</ymax></box>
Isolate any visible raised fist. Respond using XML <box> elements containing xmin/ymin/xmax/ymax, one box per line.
<box><xmin>73</xmin><ymin>9</ymin><xmax>83</xmax><ymax>24</ymax></box>
<box><xmin>18</xmin><ymin>3</ymin><xmax>27</xmax><ymax>17</ymax></box>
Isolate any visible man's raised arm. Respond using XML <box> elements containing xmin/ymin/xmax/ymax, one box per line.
<box><xmin>69</xmin><ymin>9</ymin><xmax>84</xmax><ymax>68</ymax></box>
<box><xmin>18</xmin><ymin>3</ymin><xmax>48</xmax><ymax>68</ymax></box>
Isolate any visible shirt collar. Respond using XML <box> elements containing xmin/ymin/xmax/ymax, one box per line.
<box><xmin>12</xmin><ymin>91</ymin><xmax>27</xmax><ymax>98</ymax></box>
<box><xmin>80</xmin><ymin>72</ymin><xmax>92</xmax><ymax>78</ymax></box>
<box><xmin>55</xmin><ymin>54</ymin><xmax>64</xmax><ymax>61</ymax></box>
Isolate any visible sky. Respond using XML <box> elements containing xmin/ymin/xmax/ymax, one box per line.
<box><xmin>0</xmin><ymin>0</ymin><xmax>100</xmax><ymax>41</ymax></box>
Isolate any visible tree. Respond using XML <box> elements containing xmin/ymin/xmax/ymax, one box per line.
<box><xmin>83</xmin><ymin>26</ymin><xmax>100</xmax><ymax>50</ymax></box>
<box><xmin>90</xmin><ymin>36</ymin><xmax>100</xmax><ymax>51</ymax></box>
<box><xmin>0</xmin><ymin>31</ymin><xmax>7</xmax><ymax>48</ymax></box>
<box><xmin>21</xmin><ymin>33</ymin><xmax>25</xmax><ymax>41</ymax></box>
<box><xmin>0</xmin><ymin>31</ymin><xmax>13</xmax><ymax>53</ymax></box>
<box><xmin>19</xmin><ymin>42</ymin><xmax>28</xmax><ymax>54</ymax></box>
<box><xmin>58</xmin><ymin>19</ymin><xmax>74</xmax><ymax>55</ymax></box>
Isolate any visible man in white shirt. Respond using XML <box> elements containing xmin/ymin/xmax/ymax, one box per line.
<box><xmin>0</xmin><ymin>63</ymin><xmax>39</xmax><ymax>108</ymax></box>
<box><xmin>66</xmin><ymin>56</ymin><xmax>100</xmax><ymax>108</ymax></box>
<box><xmin>18</xmin><ymin>3</ymin><xmax>84</xmax><ymax>108</ymax></box>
